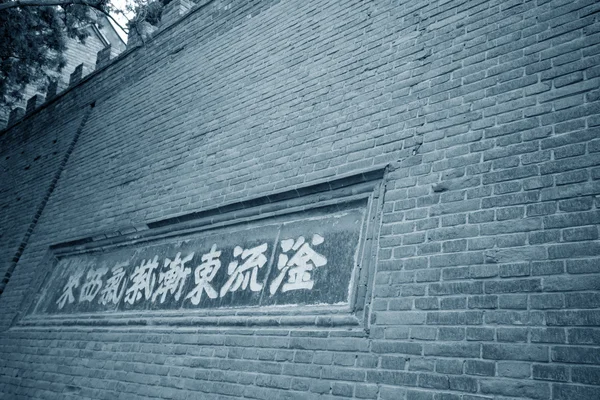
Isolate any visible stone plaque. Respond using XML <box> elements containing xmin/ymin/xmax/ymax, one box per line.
<box><xmin>31</xmin><ymin>204</ymin><xmax>366</xmax><ymax>316</ymax></box>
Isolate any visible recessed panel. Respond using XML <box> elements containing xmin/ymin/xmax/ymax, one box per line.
<box><xmin>31</xmin><ymin>203</ymin><xmax>366</xmax><ymax>317</ymax></box>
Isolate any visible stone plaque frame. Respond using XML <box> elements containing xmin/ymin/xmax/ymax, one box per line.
<box><xmin>15</xmin><ymin>167</ymin><xmax>387</xmax><ymax>330</ymax></box>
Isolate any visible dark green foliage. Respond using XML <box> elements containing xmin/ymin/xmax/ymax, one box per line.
<box><xmin>0</xmin><ymin>2</ymin><xmax>102</xmax><ymax>108</ymax></box>
<box><xmin>129</xmin><ymin>0</ymin><xmax>171</xmax><ymax>27</ymax></box>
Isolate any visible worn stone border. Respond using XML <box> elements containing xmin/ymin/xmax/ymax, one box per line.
<box><xmin>14</xmin><ymin>166</ymin><xmax>388</xmax><ymax>330</ymax></box>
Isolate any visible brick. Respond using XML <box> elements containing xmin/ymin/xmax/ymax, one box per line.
<box><xmin>417</xmin><ymin>373</ymin><xmax>448</xmax><ymax>389</ymax></box>
<box><xmin>468</xmin><ymin>295</ymin><xmax>497</xmax><ymax>309</ymax></box>
<box><xmin>481</xmin><ymin>191</ymin><xmax>539</xmax><ymax>208</ymax></box>
<box><xmin>466</xmin><ymin>327</ymin><xmax>494</xmax><ymax>341</ymax></box>
<box><xmin>448</xmin><ymin>376</ymin><xmax>477</xmax><ymax>393</ymax></box>
<box><xmin>388</xmin><ymin>298</ymin><xmax>413</xmax><ymax>310</ymax></box>
<box><xmin>357</xmin><ymin>355</ymin><xmax>377</xmax><ymax>369</ymax></box>
<box><xmin>380</xmin><ymin>386</ymin><xmax>407</xmax><ymax>400</ymax></box>
<box><xmin>498</xmin><ymin>263</ymin><xmax>530</xmax><ymax>277</ymax></box>
<box><xmin>529</xmin><ymin>230</ymin><xmax>561</xmax><ymax>244</ymax></box>
<box><xmin>532</xmin><ymin>364</ymin><xmax>569</xmax><ymax>382</ymax></box>
<box><xmin>486</xmin><ymin>247</ymin><xmax>544</xmax><ymax>264</ymax></box>
<box><xmin>531</xmin><ymin>328</ymin><xmax>566</xmax><ymax>344</ymax></box>
<box><xmin>484</xmin><ymin>278</ymin><xmax>542</xmax><ymax>294</ymax></box>
<box><xmin>354</xmin><ymin>383</ymin><xmax>378</xmax><ymax>399</ymax></box>
<box><xmin>424</xmin><ymin>343</ymin><xmax>480</xmax><ymax>358</ymax></box>
<box><xmin>544</xmin><ymin>275</ymin><xmax>600</xmax><ymax>291</ymax></box>
<box><xmin>484</xmin><ymin>310</ymin><xmax>543</xmax><ymax>326</ymax></box>
<box><xmin>562</xmin><ymin>226</ymin><xmax>598</xmax><ymax>241</ymax></box>
<box><xmin>531</xmin><ymin>261</ymin><xmax>564</xmax><ymax>276</ymax></box>
<box><xmin>382</xmin><ymin>327</ymin><xmax>409</xmax><ymax>340</ymax></box>
<box><xmin>442</xmin><ymin>267</ymin><xmax>469</xmax><ymax>280</ymax></box>
<box><xmin>415</xmin><ymin>269</ymin><xmax>440</xmax><ymax>282</ymax></box>
<box><xmin>309</xmin><ymin>379</ymin><xmax>331</xmax><ymax>394</ymax></box>
<box><xmin>482</xmin><ymin>344</ymin><xmax>548</xmax><ymax>362</ymax></box>
<box><xmin>435</xmin><ymin>359</ymin><xmax>463</xmax><ymax>375</ymax></box>
<box><xmin>482</xmin><ymin>165</ymin><xmax>539</xmax><ymax>185</ymax></box>
<box><xmin>557</xmin><ymin>197</ymin><xmax>595</xmax><ymax>212</ymax></box>
<box><xmin>553</xmin><ymin>383</ymin><xmax>600</xmax><ymax>400</ymax></box>
<box><xmin>480</xmin><ymin>379</ymin><xmax>550</xmax><ymax>399</ymax></box>
<box><xmin>555</xmin><ymin>169</ymin><xmax>589</xmax><ymax>186</ymax></box>
<box><xmin>366</xmin><ymin>370</ymin><xmax>418</xmax><ymax>387</ymax></box>
<box><xmin>552</xmin><ymin>346</ymin><xmax>600</xmax><ymax>364</ymax></box>
<box><xmin>465</xmin><ymin>360</ymin><xmax>494</xmax><ymax>377</ymax></box>
<box><xmin>426</xmin><ymin>311</ymin><xmax>482</xmax><ymax>325</ymax></box>
<box><xmin>381</xmin><ymin>356</ymin><xmax>407</xmax><ymax>370</ymax></box>
<box><xmin>322</xmin><ymin>366</ymin><xmax>365</xmax><ymax>382</ymax></box>
<box><xmin>440</xmin><ymin>297</ymin><xmax>467</xmax><ymax>310</ymax></box>
<box><xmin>471</xmin><ymin>265</ymin><xmax>499</xmax><ymax>280</ymax></box>
<box><xmin>372</xmin><ymin>341</ymin><xmax>422</xmax><ymax>355</ymax></box>
<box><xmin>572</xmin><ymin>366</ymin><xmax>600</xmax><ymax>385</ymax></box>
<box><xmin>497</xmin><ymin>328</ymin><xmax>528</xmax><ymax>343</ymax></box>
<box><xmin>566</xmin><ymin>259</ymin><xmax>600</xmax><ymax>274</ymax></box>
<box><xmin>568</xmin><ymin>328</ymin><xmax>600</xmax><ymax>345</ymax></box>
<box><xmin>375</xmin><ymin>311</ymin><xmax>427</xmax><ymax>325</ymax></box>
<box><xmin>495</xmin><ymin>206</ymin><xmax>524</xmax><ymax>220</ymax></box>
<box><xmin>480</xmin><ymin>218</ymin><xmax>541</xmax><ymax>235</ymax></box>
<box><xmin>496</xmin><ymin>233</ymin><xmax>527</xmax><ymax>247</ymax></box>
<box><xmin>468</xmin><ymin>210</ymin><xmax>495</xmax><ymax>223</ymax></box>
<box><xmin>438</xmin><ymin>327</ymin><xmax>464</xmax><ymax>341</ymax></box>
<box><xmin>565</xmin><ymin>293</ymin><xmax>600</xmax><ymax>309</ymax></box>
<box><xmin>497</xmin><ymin>361</ymin><xmax>531</xmax><ymax>378</ymax></box>
<box><xmin>526</xmin><ymin>202</ymin><xmax>556</xmax><ymax>216</ymax></box>
<box><xmin>406</xmin><ymin>390</ymin><xmax>434</xmax><ymax>400</ymax></box>
<box><xmin>429</xmin><ymin>282</ymin><xmax>483</xmax><ymax>295</ymax></box>
<box><xmin>331</xmin><ymin>382</ymin><xmax>353</xmax><ymax>396</ymax></box>
<box><xmin>410</xmin><ymin>327</ymin><xmax>437</xmax><ymax>341</ymax></box>
<box><xmin>441</xmin><ymin>239</ymin><xmax>467</xmax><ymax>253</ymax></box>
<box><xmin>547</xmin><ymin>310</ymin><xmax>600</xmax><ymax>326</ymax></box>
<box><xmin>541</xmin><ymin>182</ymin><xmax>600</xmax><ymax>203</ymax></box>
<box><xmin>548</xmin><ymin>242</ymin><xmax>600</xmax><ymax>259</ymax></box>
<box><xmin>530</xmin><ymin>293</ymin><xmax>564</xmax><ymax>309</ymax></box>
<box><xmin>498</xmin><ymin>294</ymin><xmax>528</xmax><ymax>309</ymax></box>
<box><xmin>415</xmin><ymin>298</ymin><xmax>439</xmax><ymax>310</ymax></box>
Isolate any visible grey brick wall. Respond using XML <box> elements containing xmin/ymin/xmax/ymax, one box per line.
<box><xmin>0</xmin><ymin>0</ymin><xmax>599</xmax><ymax>399</ymax></box>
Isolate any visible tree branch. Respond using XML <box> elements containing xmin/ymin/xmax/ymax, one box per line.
<box><xmin>1</xmin><ymin>54</ymin><xmax>28</xmax><ymax>61</ymax></box>
<box><xmin>90</xmin><ymin>5</ymin><xmax>129</xmax><ymax>33</ymax></box>
<box><xmin>0</xmin><ymin>0</ymin><xmax>91</xmax><ymax>11</ymax></box>
<box><xmin>0</xmin><ymin>0</ymin><xmax>129</xmax><ymax>33</ymax></box>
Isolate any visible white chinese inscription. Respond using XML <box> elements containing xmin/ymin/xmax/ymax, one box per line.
<box><xmin>152</xmin><ymin>252</ymin><xmax>193</xmax><ymax>303</ymax></box>
<box><xmin>219</xmin><ymin>243</ymin><xmax>268</xmax><ymax>297</ymax></box>
<box><xmin>56</xmin><ymin>271</ymin><xmax>83</xmax><ymax>309</ymax></box>
<box><xmin>79</xmin><ymin>267</ymin><xmax>108</xmax><ymax>302</ymax></box>
<box><xmin>98</xmin><ymin>263</ymin><xmax>128</xmax><ymax>305</ymax></box>
<box><xmin>185</xmin><ymin>244</ymin><xmax>221</xmax><ymax>305</ymax></box>
<box><xmin>124</xmin><ymin>256</ymin><xmax>159</xmax><ymax>305</ymax></box>
<box><xmin>269</xmin><ymin>234</ymin><xmax>327</xmax><ymax>295</ymax></box>
<box><xmin>53</xmin><ymin>232</ymin><xmax>329</xmax><ymax>311</ymax></box>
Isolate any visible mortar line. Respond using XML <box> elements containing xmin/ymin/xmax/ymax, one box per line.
<box><xmin>0</xmin><ymin>103</ymin><xmax>95</xmax><ymax>297</ymax></box>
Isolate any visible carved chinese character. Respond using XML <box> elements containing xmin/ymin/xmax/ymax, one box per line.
<box><xmin>79</xmin><ymin>267</ymin><xmax>108</xmax><ymax>302</ymax></box>
<box><xmin>269</xmin><ymin>234</ymin><xmax>327</xmax><ymax>295</ymax></box>
<box><xmin>185</xmin><ymin>245</ymin><xmax>221</xmax><ymax>305</ymax></box>
<box><xmin>98</xmin><ymin>262</ymin><xmax>128</xmax><ymax>305</ymax></box>
<box><xmin>56</xmin><ymin>272</ymin><xmax>83</xmax><ymax>309</ymax></box>
<box><xmin>152</xmin><ymin>252</ymin><xmax>193</xmax><ymax>303</ymax></box>
<box><xmin>220</xmin><ymin>243</ymin><xmax>268</xmax><ymax>297</ymax></box>
<box><xmin>124</xmin><ymin>256</ymin><xmax>159</xmax><ymax>305</ymax></box>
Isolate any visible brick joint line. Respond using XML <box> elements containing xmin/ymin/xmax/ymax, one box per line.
<box><xmin>0</xmin><ymin>104</ymin><xmax>94</xmax><ymax>297</ymax></box>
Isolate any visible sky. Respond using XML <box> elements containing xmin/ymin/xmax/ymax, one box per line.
<box><xmin>108</xmin><ymin>0</ymin><xmax>134</xmax><ymax>42</ymax></box>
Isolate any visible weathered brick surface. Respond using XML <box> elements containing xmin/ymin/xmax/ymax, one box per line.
<box><xmin>0</xmin><ymin>0</ymin><xmax>599</xmax><ymax>398</ymax></box>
